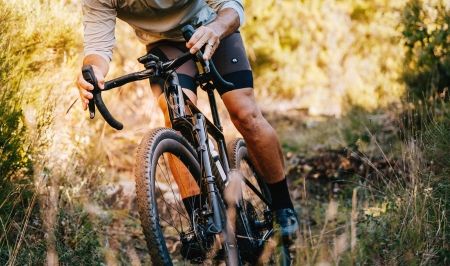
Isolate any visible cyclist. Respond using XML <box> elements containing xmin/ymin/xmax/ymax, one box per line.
<box><xmin>76</xmin><ymin>0</ymin><xmax>299</xmax><ymax>257</ymax></box>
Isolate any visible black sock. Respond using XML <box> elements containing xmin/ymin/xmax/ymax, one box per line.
<box><xmin>266</xmin><ymin>178</ymin><xmax>294</xmax><ymax>211</ymax></box>
<box><xmin>182</xmin><ymin>194</ymin><xmax>202</xmax><ymax>219</ymax></box>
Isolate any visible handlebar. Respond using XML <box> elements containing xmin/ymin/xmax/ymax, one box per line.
<box><xmin>82</xmin><ymin>25</ymin><xmax>235</xmax><ymax>130</ymax></box>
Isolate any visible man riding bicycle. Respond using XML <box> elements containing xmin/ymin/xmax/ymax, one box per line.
<box><xmin>75</xmin><ymin>0</ymin><xmax>299</xmax><ymax>260</ymax></box>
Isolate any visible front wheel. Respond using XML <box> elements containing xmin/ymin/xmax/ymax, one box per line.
<box><xmin>135</xmin><ymin>128</ymin><xmax>240</xmax><ymax>265</ymax></box>
<box><xmin>135</xmin><ymin>128</ymin><xmax>203</xmax><ymax>265</ymax></box>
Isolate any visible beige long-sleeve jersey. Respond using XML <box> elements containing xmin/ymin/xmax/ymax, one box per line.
<box><xmin>83</xmin><ymin>0</ymin><xmax>244</xmax><ymax>63</ymax></box>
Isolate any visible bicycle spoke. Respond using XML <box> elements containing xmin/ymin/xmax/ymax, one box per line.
<box><xmin>241</xmin><ymin>160</ymin><xmax>266</xmax><ymax>216</ymax></box>
<box><xmin>155</xmin><ymin>182</ymin><xmax>183</xmax><ymax>233</ymax></box>
<box><xmin>161</xmin><ymin>153</ymin><xmax>187</xmax><ymax>228</ymax></box>
<box><xmin>154</xmin><ymin>153</ymin><xmax>193</xmax><ymax>235</ymax></box>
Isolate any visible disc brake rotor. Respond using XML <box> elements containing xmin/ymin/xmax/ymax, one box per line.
<box><xmin>192</xmin><ymin>209</ymin><xmax>220</xmax><ymax>259</ymax></box>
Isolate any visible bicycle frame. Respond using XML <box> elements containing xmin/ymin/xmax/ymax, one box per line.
<box><xmin>163</xmin><ymin>60</ymin><xmax>275</xmax><ymax>233</ymax></box>
<box><xmin>84</xmin><ymin>48</ymin><xmax>273</xmax><ymax>215</ymax></box>
<box><xmin>163</xmin><ymin>71</ymin><xmax>227</xmax><ymax>222</ymax></box>
<box><xmin>177</xmin><ymin>73</ymin><xmax>281</xmax><ymax>262</ymax></box>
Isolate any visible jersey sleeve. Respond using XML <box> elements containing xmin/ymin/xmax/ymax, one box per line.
<box><xmin>206</xmin><ymin>0</ymin><xmax>244</xmax><ymax>26</ymax></box>
<box><xmin>82</xmin><ymin>0</ymin><xmax>117</xmax><ymax>63</ymax></box>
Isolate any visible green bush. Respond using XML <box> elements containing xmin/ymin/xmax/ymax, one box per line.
<box><xmin>55</xmin><ymin>206</ymin><xmax>103</xmax><ymax>265</ymax></box>
<box><xmin>355</xmin><ymin>102</ymin><xmax>450</xmax><ymax>265</ymax></box>
<box><xmin>401</xmin><ymin>0</ymin><xmax>450</xmax><ymax>100</ymax></box>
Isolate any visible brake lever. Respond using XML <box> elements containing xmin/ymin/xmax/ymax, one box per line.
<box><xmin>195</xmin><ymin>51</ymin><xmax>210</xmax><ymax>73</ymax></box>
<box><xmin>181</xmin><ymin>25</ymin><xmax>234</xmax><ymax>91</ymax></box>
<box><xmin>82</xmin><ymin>65</ymin><xmax>101</xmax><ymax>119</ymax></box>
<box><xmin>82</xmin><ymin>65</ymin><xmax>123</xmax><ymax>130</ymax></box>
<box><xmin>181</xmin><ymin>25</ymin><xmax>210</xmax><ymax>73</ymax></box>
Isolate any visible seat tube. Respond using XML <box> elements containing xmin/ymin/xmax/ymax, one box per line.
<box><xmin>206</xmin><ymin>89</ymin><xmax>230</xmax><ymax>173</ymax></box>
<box><xmin>165</xmin><ymin>72</ymin><xmax>186</xmax><ymax>121</ymax></box>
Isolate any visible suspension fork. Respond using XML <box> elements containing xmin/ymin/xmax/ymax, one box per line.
<box><xmin>193</xmin><ymin>113</ymin><xmax>241</xmax><ymax>266</ymax></box>
<box><xmin>164</xmin><ymin>73</ymin><xmax>223</xmax><ymax>219</ymax></box>
<box><xmin>165</xmin><ymin>73</ymin><xmax>240</xmax><ymax>264</ymax></box>
<box><xmin>192</xmin><ymin>113</ymin><xmax>224</xmax><ymax>231</ymax></box>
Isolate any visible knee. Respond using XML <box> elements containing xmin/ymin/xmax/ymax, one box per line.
<box><xmin>229</xmin><ymin>106</ymin><xmax>263</xmax><ymax>133</ymax></box>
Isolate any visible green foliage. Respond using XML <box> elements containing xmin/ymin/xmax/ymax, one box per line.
<box><xmin>357</xmin><ymin>176</ymin><xmax>450</xmax><ymax>265</ymax></box>
<box><xmin>354</xmin><ymin>103</ymin><xmax>450</xmax><ymax>265</ymax></box>
<box><xmin>0</xmin><ymin>1</ymin><xmax>37</xmax><ymax>262</ymax></box>
<box><xmin>352</xmin><ymin>1</ymin><xmax>450</xmax><ymax>264</ymax></box>
<box><xmin>401</xmin><ymin>0</ymin><xmax>450</xmax><ymax>100</ymax></box>
<box><xmin>0</xmin><ymin>0</ymin><xmax>32</xmax><ymax>181</ymax></box>
<box><xmin>424</xmin><ymin>109</ymin><xmax>450</xmax><ymax>172</ymax></box>
<box><xmin>0</xmin><ymin>56</ymin><xmax>28</xmax><ymax>180</ymax></box>
<box><xmin>0</xmin><ymin>0</ymin><xmax>81</xmax><ymax>263</ymax></box>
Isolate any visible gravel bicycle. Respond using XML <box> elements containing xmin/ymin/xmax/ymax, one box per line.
<box><xmin>82</xmin><ymin>25</ymin><xmax>277</xmax><ymax>265</ymax></box>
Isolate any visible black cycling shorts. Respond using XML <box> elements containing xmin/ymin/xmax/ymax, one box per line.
<box><xmin>146</xmin><ymin>31</ymin><xmax>253</xmax><ymax>96</ymax></box>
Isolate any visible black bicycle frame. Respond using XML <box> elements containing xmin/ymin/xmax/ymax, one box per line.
<box><xmin>164</xmin><ymin>72</ymin><xmax>228</xmax><ymax>221</ymax></box>
<box><xmin>166</xmin><ymin>67</ymin><xmax>276</xmax><ymax>237</ymax></box>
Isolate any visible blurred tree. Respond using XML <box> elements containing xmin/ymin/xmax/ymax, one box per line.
<box><xmin>401</xmin><ymin>0</ymin><xmax>450</xmax><ymax>100</ymax></box>
<box><xmin>241</xmin><ymin>0</ymin><xmax>406</xmax><ymax>115</ymax></box>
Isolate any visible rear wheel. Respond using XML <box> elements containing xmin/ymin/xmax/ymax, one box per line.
<box><xmin>227</xmin><ymin>138</ymin><xmax>276</xmax><ymax>265</ymax></box>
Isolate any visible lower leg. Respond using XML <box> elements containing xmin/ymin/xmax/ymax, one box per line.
<box><xmin>239</xmin><ymin>116</ymin><xmax>285</xmax><ymax>184</ymax></box>
<box><xmin>222</xmin><ymin>89</ymin><xmax>293</xmax><ymax>210</ymax></box>
<box><xmin>237</xmin><ymin>114</ymin><xmax>294</xmax><ymax>211</ymax></box>
<box><xmin>222</xmin><ymin>89</ymin><xmax>300</xmax><ymax>250</ymax></box>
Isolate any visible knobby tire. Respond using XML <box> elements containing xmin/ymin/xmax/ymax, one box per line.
<box><xmin>135</xmin><ymin>128</ymin><xmax>240</xmax><ymax>265</ymax></box>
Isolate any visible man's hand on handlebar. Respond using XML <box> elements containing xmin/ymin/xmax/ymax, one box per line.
<box><xmin>76</xmin><ymin>64</ymin><xmax>105</xmax><ymax>110</ymax></box>
<box><xmin>186</xmin><ymin>26</ymin><xmax>220</xmax><ymax>61</ymax></box>
<box><xmin>186</xmin><ymin>8</ymin><xmax>240</xmax><ymax>61</ymax></box>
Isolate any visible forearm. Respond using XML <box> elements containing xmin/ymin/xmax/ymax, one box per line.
<box><xmin>206</xmin><ymin>8</ymin><xmax>240</xmax><ymax>40</ymax></box>
<box><xmin>83</xmin><ymin>54</ymin><xmax>110</xmax><ymax>77</ymax></box>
